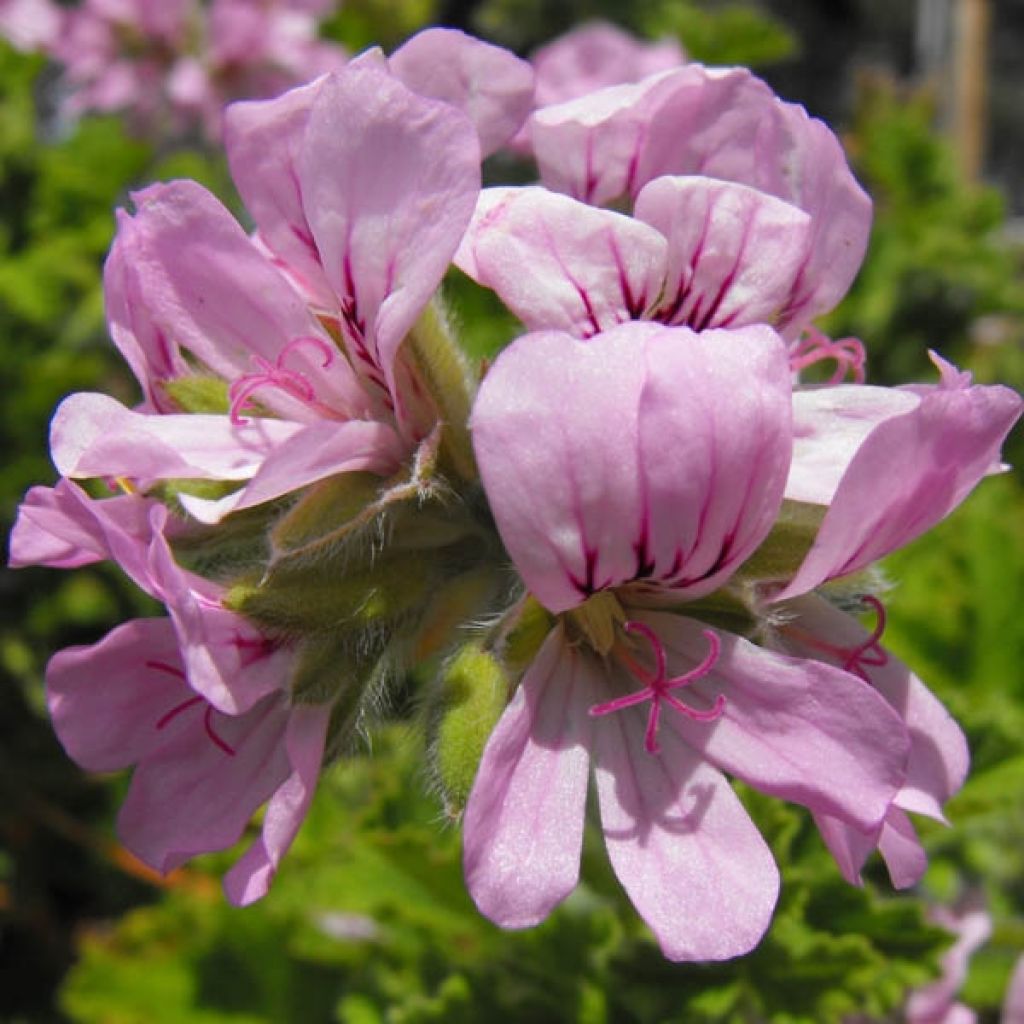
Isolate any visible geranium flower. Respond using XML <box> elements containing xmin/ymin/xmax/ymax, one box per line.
<box><xmin>463</xmin><ymin>320</ymin><xmax>912</xmax><ymax>960</ymax></box>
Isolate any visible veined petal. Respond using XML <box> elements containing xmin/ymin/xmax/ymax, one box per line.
<box><xmin>779</xmin><ymin>595</ymin><xmax>968</xmax><ymax>822</ymax></box>
<box><xmin>224</xmin><ymin>75</ymin><xmax>335</xmax><ymax>310</ymax></box>
<box><xmin>787</xmin><ymin>386</ymin><xmax>920</xmax><ymax>506</ymax></box>
<box><xmin>299</xmin><ymin>64</ymin><xmax>480</xmax><ymax>405</ymax></box>
<box><xmin>777</xmin><ymin>363</ymin><xmax>1023</xmax><ymax>600</ymax></box>
<box><xmin>648</xmin><ymin>612</ymin><xmax>909</xmax><ymax>831</ymax></box>
<box><xmin>471</xmin><ymin>322</ymin><xmax>792</xmax><ymax>613</ymax></box>
<box><xmin>532</xmin><ymin>64</ymin><xmax>871</xmax><ymax>329</ymax></box>
<box><xmin>117</xmin><ymin>689</ymin><xmax>292</xmax><ymax>874</ymax></box>
<box><xmin>51</xmin><ymin>392</ymin><xmax>305</xmax><ymax>481</ymax></box>
<box><xmin>46</xmin><ymin>618</ymin><xmax>190</xmax><ymax>773</ymax></box>
<box><xmin>224</xmin><ymin>703</ymin><xmax>330</xmax><ymax>905</ymax></box>
<box><xmin>389</xmin><ymin>28</ymin><xmax>534</xmax><ymax>157</ymax></box>
<box><xmin>128</xmin><ymin>180</ymin><xmax>366</xmax><ymax>420</ymax></box>
<box><xmin>454</xmin><ymin>186</ymin><xmax>667</xmax><ymax>337</ymax></box>
<box><xmin>635</xmin><ymin>176</ymin><xmax>813</xmax><ymax>331</ymax></box>
<box><xmin>463</xmin><ymin>625</ymin><xmax>593</xmax><ymax>929</ymax></box>
<box><xmin>591</xmin><ymin>679</ymin><xmax>778</xmax><ymax>961</ymax></box>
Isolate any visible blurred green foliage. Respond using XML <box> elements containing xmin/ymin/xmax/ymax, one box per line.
<box><xmin>2</xmin><ymin>1</ymin><xmax>1023</xmax><ymax>1021</ymax></box>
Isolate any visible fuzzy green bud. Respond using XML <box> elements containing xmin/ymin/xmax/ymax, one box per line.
<box><xmin>736</xmin><ymin>499</ymin><xmax>826</xmax><ymax>583</ymax></box>
<box><xmin>430</xmin><ymin>642</ymin><xmax>510</xmax><ymax>815</ymax></box>
<box><xmin>160</xmin><ymin>375</ymin><xmax>230</xmax><ymax>415</ymax></box>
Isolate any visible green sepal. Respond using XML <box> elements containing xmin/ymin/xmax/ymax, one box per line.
<box><xmin>223</xmin><ymin>550</ymin><xmax>436</xmax><ymax>636</ymax></box>
<box><xmin>169</xmin><ymin>504</ymin><xmax>274</xmax><ymax>581</ymax></box>
<box><xmin>501</xmin><ymin>595</ymin><xmax>555</xmax><ymax>675</ymax></box>
<box><xmin>429</xmin><ymin>641</ymin><xmax>511</xmax><ymax>815</ymax></box>
<box><xmin>736</xmin><ymin>499</ymin><xmax>826</xmax><ymax>583</ymax></box>
<box><xmin>160</xmin><ymin>375</ymin><xmax>231</xmax><ymax>414</ymax></box>
<box><xmin>404</xmin><ymin>297</ymin><xmax>477</xmax><ymax>483</ymax></box>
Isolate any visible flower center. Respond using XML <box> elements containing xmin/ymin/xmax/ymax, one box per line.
<box><xmin>229</xmin><ymin>335</ymin><xmax>340</xmax><ymax>424</ymax></box>
<box><xmin>147</xmin><ymin>659</ymin><xmax>236</xmax><ymax>756</ymax></box>
<box><xmin>589</xmin><ymin>620</ymin><xmax>724</xmax><ymax>754</ymax></box>
<box><xmin>788</xmin><ymin>326</ymin><xmax>866</xmax><ymax>385</ymax></box>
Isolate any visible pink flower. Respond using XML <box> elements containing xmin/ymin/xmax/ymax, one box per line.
<box><xmin>31</xmin><ymin>0</ymin><xmax>348</xmax><ymax>140</ymax></box>
<box><xmin>1004</xmin><ymin>955</ymin><xmax>1024</xmax><ymax>1024</ymax></box>
<box><xmin>0</xmin><ymin>0</ymin><xmax>61</xmax><ymax>51</ymax></box>
<box><xmin>463</xmin><ymin>321</ymin><xmax>912</xmax><ymax>960</ymax></box>
<box><xmin>9</xmin><ymin>479</ymin><xmax>325</xmax><ymax>902</ymax></box>
<box><xmin>52</xmin><ymin>58</ymin><xmax>489</xmax><ymax>522</ymax></box>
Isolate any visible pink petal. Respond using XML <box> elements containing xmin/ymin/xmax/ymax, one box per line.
<box><xmin>179</xmin><ymin>418</ymin><xmax>405</xmax><ymax>522</ymax></box>
<box><xmin>471</xmin><ymin>322</ymin><xmax>792</xmax><ymax>613</ymax></box>
<box><xmin>877</xmin><ymin>807</ymin><xmax>928</xmax><ymax>889</ymax></box>
<box><xmin>787</xmin><ymin>386</ymin><xmax>920</xmax><ymax>506</ymax></box>
<box><xmin>128</xmin><ymin>179</ymin><xmax>367</xmax><ymax>420</ymax></box>
<box><xmin>650</xmin><ymin>612</ymin><xmax>910</xmax><ymax>832</ymax></box>
<box><xmin>117</xmin><ymin>690</ymin><xmax>292</xmax><ymax>874</ymax></box>
<box><xmin>224</xmin><ymin>75</ymin><xmax>335</xmax><ymax>310</ymax></box>
<box><xmin>9</xmin><ymin>479</ymin><xmax>163</xmax><ymax>597</ymax></box>
<box><xmin>389</xmin><ymin>28</ymin><xmax>534</xmax><ymax>157</ymax></box>
<box><xmin>298</xmin><ymin>64</ymin><xmax>480</xmax><ymax>405</ymax></box>
<box><xmin>531</xmin><ymin>20</ymin><xmax>685</xmax><ymax>109</ymax></box>
<box><xmin>591</xmin><ymin>679</ymin><xmax>778</xmax><ymax>961</ymax></box>
<box><xmin>463</xmin><ymin>625</ymin><xmax>594</xmax><ymax>929</ymax></box>
<box><xmin>532</xmin><ymin>64</ymin><xmax>871</xmax><ymax>329</ymax></box>
<box><xmin>812</xmin><ymin>810</ymin><xmax>879</xmax><ymax>886</ymax></box>
<box><xmin>780</xmin><ymin>596</ymin><xmax>968</xmax><ymax>822</ymax></box>
<box><xmin>46</xmin><ymin>618</ymin><xmax>190</xmax><ymax>772</ymax></box>
<box><xmin>9</xmin><ymin>480</ymin><xmax>152</xmax><ymax>570</ymax></box>
<box><xmin>51</xmin><ymin>392</ymin><xmax>305</xmax><ymax>482</ymax></box>
<box><xmin>454</xmin><ymin>186</ymin><xmax>667</xmax><ymax>336</ymax></box>
<box><xmin>104</xmin><ymin>211</ymin><xmax>189</xmax><ymax>412</ymax></box>
<box><xmin>223</xmin><ymin>703</ymin><xmax>330</xmax><ymax>905</ymax></box>
<box><xmin>777</xmin><ymin>366</ymin><xmax>1023</xmax><ymax>600</ymax></box>
<box><xmin>634</xmin><ymin>176</ymin><xmax>813</xmax><ymax>330</ymax></box>
<box><xmin>1003</xmin><ymin>954</ymin><xmax>1024</xmax><ymax>1024</ymax></box>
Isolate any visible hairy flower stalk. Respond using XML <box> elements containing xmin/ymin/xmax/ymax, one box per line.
<box><xmin>7</xmin><ymin>26</ymin><xmax>1023</xmax><ymax>961</ymax></box>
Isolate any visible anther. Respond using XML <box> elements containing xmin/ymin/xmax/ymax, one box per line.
<box><xmin>589</xmin><ymin>621</ymin><xmax>724</xmax><ymax>754</ymax></box>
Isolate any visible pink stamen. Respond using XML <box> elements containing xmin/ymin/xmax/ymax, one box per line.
<box><xmin>789</xmin><ymin>326</ymin><xmax>867</xmax><ymax>385</ymax></box>
<box><xmin>783</xmin><ymin>595</ymin><xmax>889</xmax><ymax>683</ymax></box>
<box><xmin>840</xmin><ymin>595</ymin><xmax>888</xmax><ymax>682</ymax></box>
<box><xmin>229</xmin><ymin>335</ymin><xmax>337</xmax><ymax>425</ymax></box>
<box><xmin>153</xmin><ymin>685</ymin><xmax>237</xmax><ymax>758</ymax></box>
<box><xmin>589</xmin><ymin>621</ymin><xmax>724</xmax><ymax>754</ymax></box>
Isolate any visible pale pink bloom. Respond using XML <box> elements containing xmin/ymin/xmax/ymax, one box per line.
<box><xmin>10</xmin><ymin>478</ymin><xmax>325</xmax><ymax>902</ymax></box>
<box><xmin>0</xmin><ymin>0</ymin><xmax>61</xmax><ymax>50</ymax></box>
<box><xmin>48</xmin><ymin>618</ymin><xmax>328</xmax><ymax>904</ymax></box>
<box><xmin>52</xmin><ymin>59</ymin><xmax>486</xmax><ymax>522</ymax></box>
<box><xmin>521</xmin><ymin>64</ymin><xmax>871</xmax><ymax>335</ymax></box>
<box><xmin>464</xmin><ymin>321</ymin><xmax>912</xmax><ymax>960</ymax></box>
<box><xmin>906</xmin><ymin>904</ymin><xmax>992</xmax><ymax>1024</ymax></box>
<box><xmin>37</xmin><ymin>0</ymin><xmax>347</xmax><ymax>140</ymax></box>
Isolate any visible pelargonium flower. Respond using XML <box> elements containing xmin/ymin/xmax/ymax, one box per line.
<box><xmin>16</xmin><ymin>0</ymin><xmax>348</xmax><ymax>140</ymax></box>
<box><xmin>9</xmin><ymin>480</ymin><xmax>327</xmax><ymax>902</ymax></box>
<box><xmin>463</xmin><ymin>320</ymin><xmax>914</xmax><ymax>960</ymax></box>
<box><xmin>56</xmin><ymin>55</ymin><xmax>488</xmax><ymax>523</ymax></box>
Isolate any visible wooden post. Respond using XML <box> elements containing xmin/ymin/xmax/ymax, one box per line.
<box><xmin>953</xmin><ymin>0</ymin><xmax>990</xmax><ymax>181</ymax></box>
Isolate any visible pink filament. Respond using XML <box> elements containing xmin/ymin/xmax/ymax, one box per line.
<box><xmin>784</xmin><ymin>595</ymin><xmax>889</xmax><ymax>683</ymax></box>
<box><xmin>229</xmin><ymin>335</ymin><xmax>337</xmax><ymax>424</ymax></box>
<box><xmin>590</xmin><ymin>621</ymin><xmax>724</xmax><ymax>754</ymax></box>
<box><xmin>789</xmin><ymin>326</ymin><xmax>867</xmax><ymax>385</ymax></box>
<box><xmin>150</xmin><ymin>661</ymin><xmax>237</xmax><ymax>757</ymax></box>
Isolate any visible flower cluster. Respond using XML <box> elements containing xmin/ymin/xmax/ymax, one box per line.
<box><xmin>0</xmin><ymin>0</ymin><xmax>347</xmax><ymax>139</ymax></box>
<box><xmin>10</xmin><ymin>24</ymin><xmax>1022</xmax><ymax>961</ymax></box>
